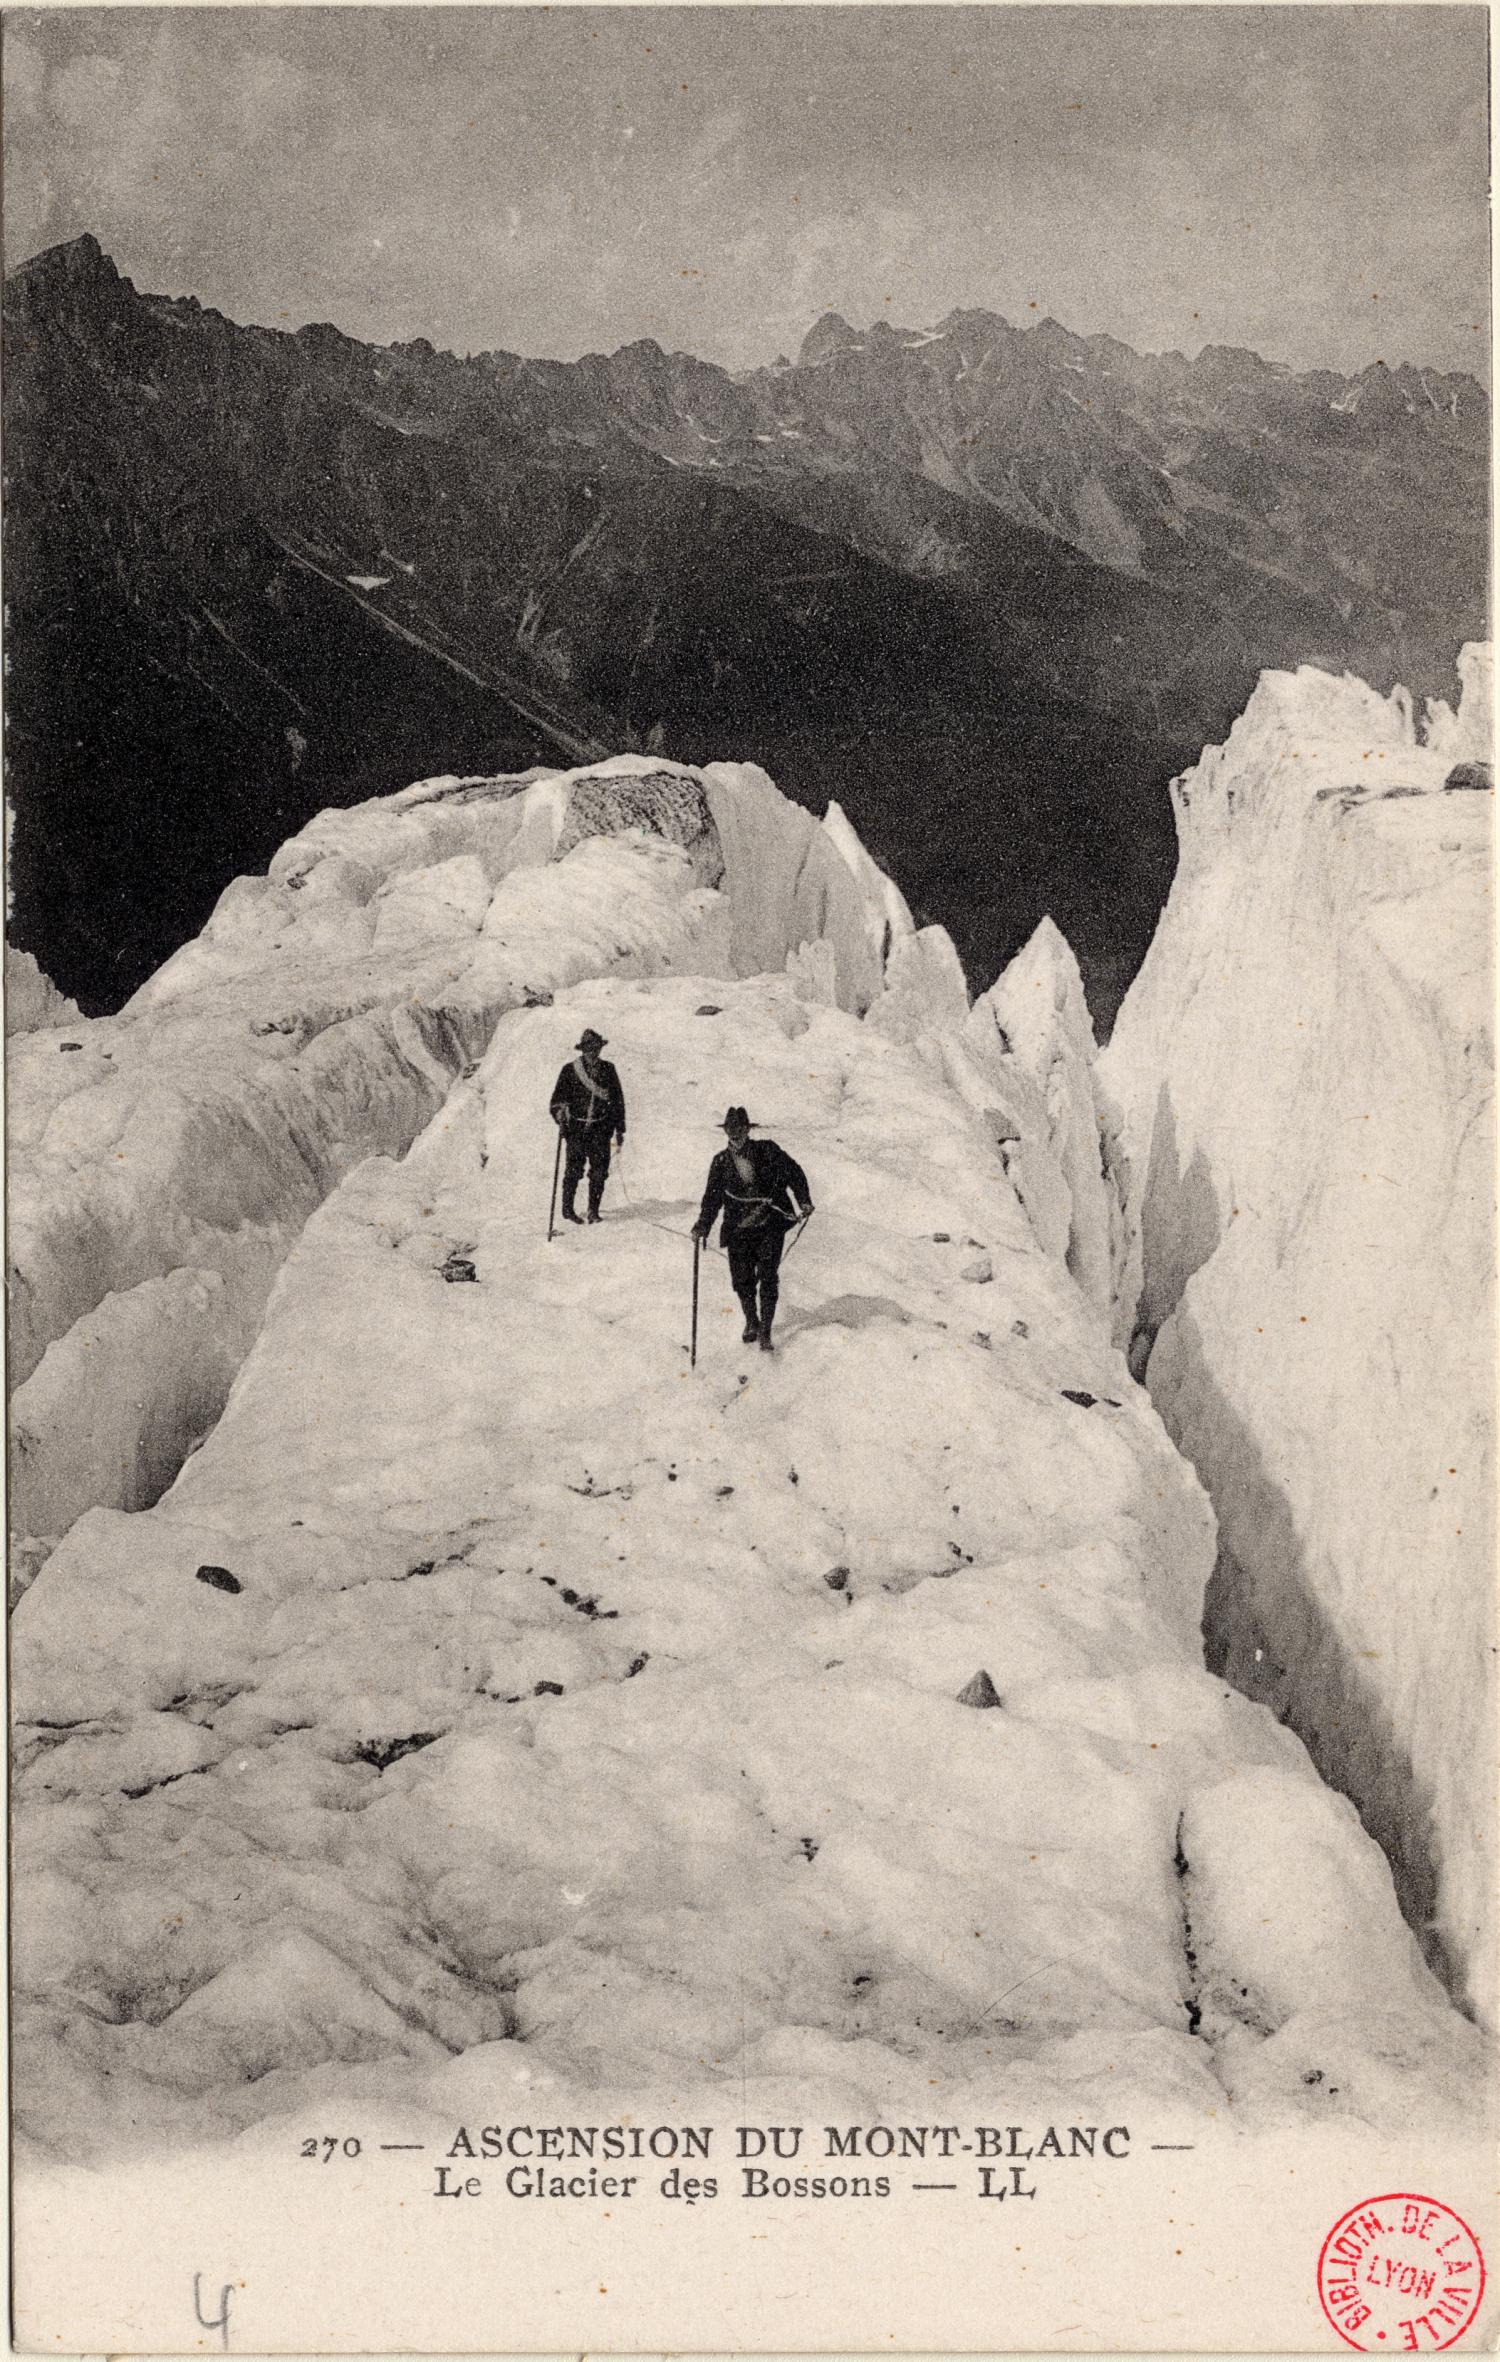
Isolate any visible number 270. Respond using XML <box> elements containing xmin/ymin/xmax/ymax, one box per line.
<box><xmin>301</xmin><ymin>2136</ymin><xmax>362</xmax><ymax>2161</ymax></box>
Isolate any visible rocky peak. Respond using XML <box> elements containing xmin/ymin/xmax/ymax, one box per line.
<box><xmin>1028</xmin><ymin>315</ymin><xmax>1088</xmax><ymax>359</ymax></box>
<box><xmin>797</xmin><ymin>309</ymin><xmax>863</xmax><ymax>366</ymax></box>
<box><xmin>6</xmin><ymin>231</ymin><xmax>127</xmax><ymax>335</ymax></box>
<box><xmin>12</xmin><ymin>230</ymin><xmax>118</xmax><ymax>289</ymax></box>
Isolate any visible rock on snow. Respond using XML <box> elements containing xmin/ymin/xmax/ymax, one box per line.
<box><xmin>1103</xmin><ymin>647</ymin><xmax>1494</xmax><ymax>2024</ymax></box>
<box><xmin>13</xmin><ymin>804</ymin><xmax>1481</xmax><ymax>2158</ymax></box>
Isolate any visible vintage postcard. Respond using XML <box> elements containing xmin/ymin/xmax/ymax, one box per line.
<box><xmin>4</xmin><ymin>1</ymin><xmax>1494</xmax><ymax>2351</ymax></box>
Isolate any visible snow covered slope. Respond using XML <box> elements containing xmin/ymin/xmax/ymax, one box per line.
<box><xmin>1103</xmin><ymin>649</ymin><xmax>1495</xmax><ymax>2022</ymax></box>
<box><xmin>7</xmin><ymin>757</ymin><xmax>910</xmax><ymax>1549</ymax></box>
<box><xmin>13</xmin><ymin>965</ymin><xmax>1479</xmax><ymax>2163</ymax></box>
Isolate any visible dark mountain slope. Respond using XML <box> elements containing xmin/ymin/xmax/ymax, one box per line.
<box><xmin>4</xmin><ymin>237</ymin><xmax>1486</xmax><ymax>1020</ymax></box>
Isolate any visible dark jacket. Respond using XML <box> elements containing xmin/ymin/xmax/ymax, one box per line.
<box><xmin>550</xmin><ymin>1058</ymin><xmax>626</xmax><ymax>1136</ymax></box>
<box><xmin>698</xmin><ymin>1137</ymin><xmax>811</xmax><ymax>1241</ymax></box>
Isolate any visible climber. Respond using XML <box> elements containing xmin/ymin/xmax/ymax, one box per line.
<box><xmin>550</xmin><ymin>1029</ymin><xmax>627</xmax><ymax>1225</ymax></box>
<box><xmin>692</xmin><ymin>1107</ymin><xmax>813</xmax><ymax>1353</ymax></box>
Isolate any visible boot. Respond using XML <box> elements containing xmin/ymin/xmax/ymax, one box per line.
<box><xmin>758</xmin><ymin>1282</ymin><xmax>777</xmax><ymax>1352</ymax></box>
<box><xmin>562</xmin><ymin>1201</ymin><xmax>584</xmax><ymax>1225</ymax></box>
<box><xmin>737</xmin><ymin>1294</ymin><xmax>759</xmax><ymax>1343</ymax></box>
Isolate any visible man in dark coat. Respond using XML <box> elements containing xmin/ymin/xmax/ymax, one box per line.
<box><xmin>550</xmin><ymin>1028</ymin><xmax>627</xmax><ymax>1224</ymax></box>
<box><xmin>693</xmin><ymin>1107</ymin><xmax>813</xmax><ymax>1352</ymax></box>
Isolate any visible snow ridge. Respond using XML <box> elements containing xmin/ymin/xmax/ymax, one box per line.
<box><xmin>8</xmin><ymin>756</ymin><xmax>911</xmax><ymax>1552</ymax></box>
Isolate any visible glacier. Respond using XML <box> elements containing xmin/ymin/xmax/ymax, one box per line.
<box><xmin>7</xmin><ymin>755</ymin><xmax>911</xmax><ymax>1551</ymax></box>
<box><xmin>1103</xmin><ymin>645</ymin><xmax>1495</xmax><ymax>2026</ymax></box>
<box><xmin>8</xmin><ymin>727</ymin><xmax>1489</xmax><ymax>2178</ymax></box>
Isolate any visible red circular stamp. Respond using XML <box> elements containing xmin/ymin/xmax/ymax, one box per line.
<box><xmin>1319</xmin><ymin>2195</ymin><xmax>1485</xmax><ymax>2351</ymax></box>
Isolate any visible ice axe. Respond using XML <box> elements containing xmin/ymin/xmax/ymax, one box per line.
<box><xmin>547</xmin><ymin>1123</ymin><xmax>564</xmax><ymax>1242</ymax></box>
<box><xmin>690</xmin><ymin>1232</ymin><xmax>701</xmax><ymax>1368</ymax></box>
<box><xmin>783</xmin><ymin>1207</ymin><xmax>815</xmax><ymax>1261</ymax></box>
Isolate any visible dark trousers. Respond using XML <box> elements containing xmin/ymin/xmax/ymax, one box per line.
<box><xmin>727</xmin><ymin>1219</ymin><xmax>786</xmax><ymax>1333</ymax></box>
<box><xmin>562</xmin><ymin>1124</ymin><xmax>612</xmax><ymax>1216</ymax></box>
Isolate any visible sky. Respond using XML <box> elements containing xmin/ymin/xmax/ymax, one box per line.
<box><xmin>2</xmin><ymin>5</ymin><xmax>1490</xmax><ymax>378</ymax></box>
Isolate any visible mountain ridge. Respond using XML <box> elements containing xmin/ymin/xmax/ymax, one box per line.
<box><xmin>13</xmin><ymin>236</ymin><xmax>1486</xmax><ymax>397</ymax></box>
<box><xmin>4</xmin><ymin>234</ymin><xmax>1487</xmax><ymax>1022</ymax></box>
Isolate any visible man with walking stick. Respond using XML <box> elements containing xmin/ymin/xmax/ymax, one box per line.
<box><xmin>549</xmin><ymin>1028</ymin><xmax>627</xmax><ymax>1227</ymax></box>
<box><xmin>692</xmin><ymin>1107</ymin><xmax>813</xmax><ymax>1354</ymax></box>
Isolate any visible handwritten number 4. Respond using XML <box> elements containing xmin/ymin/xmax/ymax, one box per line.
<box><xmin>193</xmin><ymin>2273</ymin><xmax>233</xmax><ymax>2351</ymax></box>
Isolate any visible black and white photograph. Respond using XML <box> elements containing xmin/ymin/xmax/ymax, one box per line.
<box><xmin>4</xmin><ymin>4</ymin><xmax>1494</xmax><ymax>2349</ymax></box>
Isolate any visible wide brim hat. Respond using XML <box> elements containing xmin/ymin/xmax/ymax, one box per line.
<box><xmin>720</xmin><ymin>1106</ymin><xmax>754</xmax><ymax>1131</ymax></box>
<box><xmin>576</xmin><ymin>1030</ymin><xmax>607</xmax><ymax>1050</ymax></box>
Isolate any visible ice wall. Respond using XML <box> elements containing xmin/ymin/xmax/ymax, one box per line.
<box><xmin>6</xmin><ymin>947</ymin><xmax>82</xmax><ymax>1033</ymax></box>
<box><xmin>964</xmin><ymin>919</ymin><xmax>1118</xmax><ymax>1315</ymax></box>
<box><xmin>859</xmin><ymin>914</ymin><xmax>1120</xmax><ymax>1322</ymax></box>
<box><xmin>1102</xmin><ymin>649</ymin><xmax>1495</xmax><ymax>2021</ymax></box>
<box><xmin>13</xmin><ymin>967</ymin><xmax>1477</xmax><ymax>2161</ymax></box>
<box><xmin>9</xmin><ymin>755</ymin><xmax>910</xmax><ymax>1546</ymax></box>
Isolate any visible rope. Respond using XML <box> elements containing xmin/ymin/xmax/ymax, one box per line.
<box><xmin>612</xmin><ymin>1139</ymin><xmax>724</xmax><ymax>1249</ymax></box>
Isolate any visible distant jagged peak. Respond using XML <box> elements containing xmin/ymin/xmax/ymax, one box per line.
<box><xmin>1189</xmin><ymin>340</ymin><xmax>1288</xmax><ymax>385</ymax></box>
<box><xmin>936</xmin><ymin>304</ymin><xmax>1012</xmax><ymax>340</ymax></box>
<box><xmin>1344</xmin><ymin>354</ymin><xmax>1489</xmax><ymax>421</ymax></box>
<box><xmin>797</xmin><ymin>309</ymin><xmax>864</xmax><ymax>366</ymax></box>
<box><xmin>296</xmin><ymin>317</ymin><xmax>360</xmax><ymax>352</ymax></box>
<box><xmin>1085</xmin><ymin>324</ymin><xmax>1164</xmax><ymax>371</ymax></box>
<box><xmin>602</xmin><ymin>333</ymin><xmax>669</xmax><ymax>366</ymax></box>
<box><xmin>604</xmin><ymin>335</ymin><xmax>732</xmax><ymax>391</ymax></box>
<box><xmin>5</xmin><ymin>230</ymin><xmax>131</xmax><ymax>320</ymax></box>
<box><xmin>6</xmin><ymin>229</ymin><xmax>120</xmax><ymax>289</ymax></box>
<box><xmin>1027</xmin><ymin>314</ymin><xmax>1088</xmax><ymax>357</ymax></box>
<box><xmin>8</xmin><ymin>241</ymin><xmax>1484</xmax><ymax>416</ymax></box>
